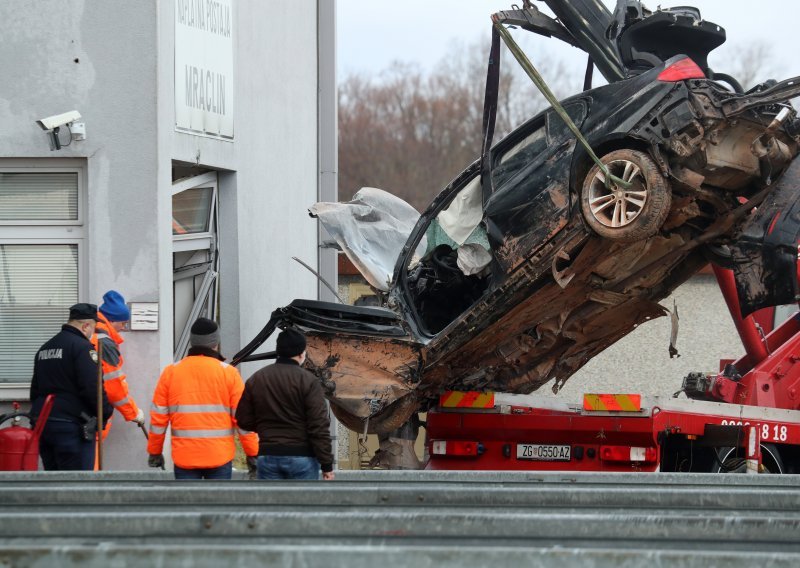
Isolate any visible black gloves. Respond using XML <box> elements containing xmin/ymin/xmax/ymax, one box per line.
<box><xmin>148</xmin><ymin>453</ymin><xmax>165</xmax><ymax>469</ymax></box>
<box><xmin>247</xmin><ymin>456</ymin><xmax>258</xmax><ymax>480</ymax></box>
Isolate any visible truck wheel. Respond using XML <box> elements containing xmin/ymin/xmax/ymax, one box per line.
<box><xmin>711</xmin><ymin>444</ymin><xmax>785</xmax><ymax>473</ymax></box>
<box><xmin>580</xmin><ymin>149</ymin><xmax>671</xmax><ymax>242</ymax></box>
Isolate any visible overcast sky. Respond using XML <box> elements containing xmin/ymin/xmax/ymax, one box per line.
<box><xmin>337</xmin><ymin>1</ymin><xmax>798</xmax><ymax>87</ymax></box>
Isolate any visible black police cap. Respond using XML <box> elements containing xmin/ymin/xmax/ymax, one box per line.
<box><xmin>69</xmin><ymin>303</ymin><xmax>100</xmax><ymax>322</ymax></box>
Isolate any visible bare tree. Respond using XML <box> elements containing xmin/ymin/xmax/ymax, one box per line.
<box><xmin>711</xmin><ymin>41</ymin><xmax>786</xmax><ymax>91</ymax></box>
<box><xmin>338</xmin><ymin>38</ymin><xmax>570</xmax><ymax>211</ymax></box>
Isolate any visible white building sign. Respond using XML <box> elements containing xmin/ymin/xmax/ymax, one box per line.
<box><xmin>129</xmin><ymin>303</ymin><xmax>160</xmax><ymax>331</ymax></box>
<box><xmin>175</xmin><ymin>0</ymin><xmax>234</xmax><ymax>139</ymax></box>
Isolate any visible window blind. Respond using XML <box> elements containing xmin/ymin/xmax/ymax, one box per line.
<box><xmin>0</xmin><ymin>172</ymin><xmax>78</xmax><ymax>221</ymax></box>
<box><xmin>0</xmin><ymin>244</ymin><xmax>78</xmax><ymax>383</ymax></box>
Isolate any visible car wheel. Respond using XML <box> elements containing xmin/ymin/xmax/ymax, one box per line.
<box><xmin>580</xmin><ymin>149</ymin><xmax>671</xmax><ymax>242</ymax></box>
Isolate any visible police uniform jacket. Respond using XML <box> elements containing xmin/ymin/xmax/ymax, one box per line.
<box><xmin>30</xmin><ymin>324</ymin><xmax>113</xmax><ymax>424</ymax></box>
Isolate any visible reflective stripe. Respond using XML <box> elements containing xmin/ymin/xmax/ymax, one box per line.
<box><xmin>96</xmin><ymin>332</ymin><xmax>110</xmax><ymax>339</ymax></box>
<box><xmin>237</xmin><ymin>428</ymin><xmax>253</xmax><ymax>436</ymax></box>
<box><xmin>112</xmin><ymin>397</ymin><xmax>130</xmax><ymax>408</ymax></box>
<box><xmin>220</xmin><ymin>361</ymin><xmax>229</xmax><ymax>368</ymax></box>
<box><xmin>150</xmin><ymin>403</ymin><xmax>169</xmax><ymax>414</ymax></box>
<box><xmin>103</xmin><ymin>370</ymin><xmax>124</xmax><ymax>381</ymax></box>
<box><xmin>172</xmin><ymin>428</ymin><xmax>234</xmax><ymax>438</ymax></box>
<box><xmin>167</xmin><ymin>404</ymin><xmax>232</xmax><ymax>414</ymax></box>
<box><xmin>150</xmin><ymin>425</ymin><xmax>167</xmax><ymax>435</ymax></box>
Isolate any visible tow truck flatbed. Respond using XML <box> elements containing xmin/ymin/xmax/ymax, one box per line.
<box><xmin>427</xmin><ymin>393</ymin><xmax>800</xmax><ymax>472</ymax></box>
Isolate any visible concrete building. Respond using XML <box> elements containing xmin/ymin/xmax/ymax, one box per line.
<box><xmin>0</xmin><ymin>0</ymin><xmax>337</xmax><ymax>469</ymax></box>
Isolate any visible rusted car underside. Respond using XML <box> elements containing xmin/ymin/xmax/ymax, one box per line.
<box><xmin>235</xmin><ymin>0</ymin><xmax>800</xmax><ymax>435</ymax></box>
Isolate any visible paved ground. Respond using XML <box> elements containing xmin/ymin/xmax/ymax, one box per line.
<box><xmin>548</xmin><ymin>274</ymin><xmax>748</xmax><ymax>399</ymax></box>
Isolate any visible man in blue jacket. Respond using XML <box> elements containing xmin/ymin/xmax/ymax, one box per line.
<box><xmin>30</xmin><ymin>303</ymin><xmax>114</xmax><ymax>470</ymax></box>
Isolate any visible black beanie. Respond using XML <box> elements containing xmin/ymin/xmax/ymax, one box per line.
<box><xmin>276</xmin><ymin>328</ymin><xmax>306</xmax><ymax>358</ymax></box>
<box><xmin>190</xmin><ymin>317</ymin><xmax>220</xmax><ymax>348</ymax></box>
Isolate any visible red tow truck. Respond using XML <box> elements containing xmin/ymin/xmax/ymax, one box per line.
<box><xmin>425</xmin><ymin>266</ymin><xmax>800</xmax><ymax>473</ymax></box>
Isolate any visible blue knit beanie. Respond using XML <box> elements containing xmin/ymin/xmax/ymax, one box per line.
<box><xmin>99</xmin><ymin>290</ymin><xmax>130</xmax><ymax>322</ymax></box>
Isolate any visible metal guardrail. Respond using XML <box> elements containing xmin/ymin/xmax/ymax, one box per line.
<box><xmin>0</xmin><ymin>471</ymin><xmax>798</xmax><ymax>566</ymax></box>
<box><xmin>4</xmin><ymin>469</ymin><xmax>800</xmax><ymax>484</ymax></box>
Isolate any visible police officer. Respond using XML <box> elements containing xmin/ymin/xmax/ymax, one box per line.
<box><xmin>30</xmin><ymin>303</ymin><xmax>114</xmax><ymax>470</ymax></box>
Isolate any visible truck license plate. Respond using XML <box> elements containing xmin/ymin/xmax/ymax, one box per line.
<box><xmin>517</xmin><ymin>444</ymin><xmax>571</xmax><ymax>461</ymax></box>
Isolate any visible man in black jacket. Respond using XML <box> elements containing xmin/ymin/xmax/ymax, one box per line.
<box><xmin>236</xmin><ymin>328</ymin><xmax>335</xmax><ymax>480</ymax></box>
<box><xmin>30</xmin><ymin>303</ymin><xmax>114</xmax><ymax>470</ymax></box>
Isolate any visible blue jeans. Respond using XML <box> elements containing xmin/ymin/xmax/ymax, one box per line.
<box><xmin>39</xmin><ymin>420</ymin><xmax>95</xmax><ymax>471</ymax></box>
<box><xmin>257</xmin><ymin>455</ymin><xmax>320</xmax><ymax>480</ymax></box>
<box><xmin>173</xmin><ymin>461</ymin><xmax>232</xmax><ymax>480</ymax></box>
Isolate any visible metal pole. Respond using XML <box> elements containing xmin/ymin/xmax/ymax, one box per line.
<box><xmin>96</xmin><ymin>339</ymin><xmax>103</xmax><ymax>471</ymax></box>
<box><xmin>318</xmin><ymin>0</ymin><xmax>339</xmax><ymax>471</ymax></box>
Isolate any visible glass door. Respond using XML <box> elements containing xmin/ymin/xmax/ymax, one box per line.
<box><xmin>171</xmin><ymin>172</ymin><xmax>219</xmax><ymax>360</ymax></box>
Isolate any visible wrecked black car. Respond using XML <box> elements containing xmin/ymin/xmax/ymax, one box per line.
<box><xmin>235</xmin><ymin>0</ymin><xmax>800</xmax><ymax>435</ymax></box>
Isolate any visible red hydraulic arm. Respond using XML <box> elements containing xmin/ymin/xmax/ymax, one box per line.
<box><xmin>702</xmin><ymin>265</ymin><xmax>800</xmax><ymax>410</ymax></box>
<box><xmin>712</xmin><ymin>265</ymin><xmax>770</xmax><ymax>364</ymax></box>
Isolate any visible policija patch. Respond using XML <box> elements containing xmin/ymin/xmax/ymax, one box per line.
<box><xmin>89</xmin><ymin>350</ymin><xmax>99</xmax><ymax>363</ymax></box>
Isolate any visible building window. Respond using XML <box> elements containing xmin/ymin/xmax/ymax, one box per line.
<box><xmin>0</xmin><ymin>163</ymin><xmax>85</xmax><ymax>395</ymax></box>
<box><xmin>0</xmin><ymin>172</ymin><xmax>78</xmax><ymax>221</ymax></box>
<box><xmin>172</xmin><ymin>186</ymin><xmax>213</xmax><ymax>234</ymax></box>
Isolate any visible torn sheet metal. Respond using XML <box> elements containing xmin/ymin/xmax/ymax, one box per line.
<box><xmin>309</xmin><ymin>187</ymin><xmax>426</xmax><ymax>291</ymax></box>
<box><xmin>304</xmin><ymin>333</ymin><xmax>423</xmax><ymax>434</ymax></box>
<box><xmin>731</xmin><ymin>158</ymin><xmax>800</xmax><ymax>316</ymax></box>
<box><xmin>669</xmin><ymin>300</ymin><xmax>680</xmax><ymax>359</ymax></box>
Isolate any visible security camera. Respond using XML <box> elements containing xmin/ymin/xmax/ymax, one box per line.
<box><xmin>36</xmin><ymin>110</ymin><xmax>81</xmax><ymax>131</ymax></box>
<box><xmin>35</xmin><ymin>111</ymin><xmax>83</xmax><ymax>150</ymax></box>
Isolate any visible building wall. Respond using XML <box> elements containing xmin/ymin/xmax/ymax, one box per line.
<box><xmin>0</xmin><ymin>1</ymin><xmax>160</xmax><ymax>469</ymax></box>
<box><xmin>224</xmin><ymin>0</ymin><xmax>321</xmax><ymax>380</ymax></box>
<box><xmin>156</xmin><ymin>0</ymin><xmax>322</xmax><ymax>380</ymax></box>
<box><xmin>0</xmin><ymin>0</ymin><xmax>327</xmax><ymax>469</ymax></box>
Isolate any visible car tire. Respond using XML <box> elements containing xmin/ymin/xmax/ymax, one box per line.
<box><xmin>580</xmin><ymin>149</ymin><xmax>671</xmax><ymax>242</ymax></box>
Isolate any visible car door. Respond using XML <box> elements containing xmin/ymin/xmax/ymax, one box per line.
<box><xmin>484</xmin><ymin>100</ymin><xmax>588</xmax><ymax>275</ymax></box>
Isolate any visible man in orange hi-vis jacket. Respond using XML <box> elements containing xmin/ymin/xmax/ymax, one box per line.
<box><xmin>91</xmin><ymin>290</ymin><xmax>145</xmax><ymax>440</ymax></box>
<box><xmin>146</xmin><ymin>317</ymin><xmax>259</xmax><ymax>479</ymax></box>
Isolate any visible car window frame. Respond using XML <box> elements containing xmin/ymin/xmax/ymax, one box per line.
<box><xmin>391</xmin><ymin>161</ymin><xmax>482</xmax><ymax>339</ymax></box>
